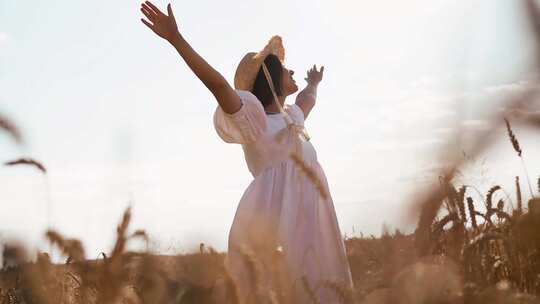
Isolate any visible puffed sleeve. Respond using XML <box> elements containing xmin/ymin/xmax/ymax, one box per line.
<box><xmin>213</xmin><ymin>90</ymin><xmax>267</xmax><ymax>144</ymax></box>
<box><xmin>285</xmin><ymin>103</ymin><xmax>305</xmax><ymax>126</ymax></box>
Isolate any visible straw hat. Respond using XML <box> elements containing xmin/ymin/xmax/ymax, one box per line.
<box><xmin>233</xmin><ymin>36</ymin><xmax>285</xmax><ymax>91</ymax></box>
<box><xmin>233</xmin><ymin>35</ymin><xmax>311</xmax><ymax>143</ymax></box>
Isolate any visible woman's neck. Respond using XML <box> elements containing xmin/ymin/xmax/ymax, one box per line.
<box><xmin>264</xmin><ymin>95</ymin><xmax>286</xmax><ymax>113</ymax></box>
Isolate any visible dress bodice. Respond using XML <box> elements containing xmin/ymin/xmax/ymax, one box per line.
<box><xmin>213</xmin><ymin>90</ymin><xmax>318</xmax><ymax>177</ymax></box>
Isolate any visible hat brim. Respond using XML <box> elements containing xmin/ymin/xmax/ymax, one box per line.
<box><xmin>234</xmin><ymin>36</ymin><xmax>285</xmax><ymax>91</ymax></box>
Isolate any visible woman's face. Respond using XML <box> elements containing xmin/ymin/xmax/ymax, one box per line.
<box><xmin>281</xmin><ymin>66</ymin><xmax>298</xmax><ymax>96</ymax></box>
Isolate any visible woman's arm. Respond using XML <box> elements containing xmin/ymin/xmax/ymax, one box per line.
<box><xmin>140</xmin><ymin>1</ymin><xmax>241</xmax><ymax>114</ymax></box>
<box><xmin>295</xmin><ymin>65</ymin><xmax>324</xmax><ymax>119</ymax></box>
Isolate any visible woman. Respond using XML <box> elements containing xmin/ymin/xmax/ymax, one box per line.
<box><xmin>140</xmin><ymin>2</ymin><xmax>353</xmax><ymax>303</ymax></box>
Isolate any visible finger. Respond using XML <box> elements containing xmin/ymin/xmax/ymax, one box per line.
<box><xmin>314</xmin><ymin>64</ymin><xmax>317</xmax><ymax>71</ymax></box>
<box><xmin>320</xmin><ymin>66</ymin><xmax>324</xmax><ymax>75</ymax></box>
<box><xmin>140</xmin><ymin>7</ymin><xmax>156</xmax><ymax>21</ymax></box>
<box><xmin>141</xmin><ymin>18</ymin><xmax>155</xmax><ymax>31</ymax></box>
<box><xmin>141</xmin><ymin>3</ymin><xmax>157</xmax><ymax>15</ymax></box>
<box><xmin>167</xmin><ymin>3</ymin><xmax>175</xmax><ymax>18</ymax></box>
<box><xmin>141</xmin><ymin>3</ymin><xmax>158</xmax><ymax>19</ymax></box>
<box><xmin>145</xmin><ymin>1</ymin><xmax>165</xmax><ymax>16</ymax></box>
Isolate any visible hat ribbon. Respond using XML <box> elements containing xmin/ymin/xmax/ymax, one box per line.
<box><xmin>261</xmin><ymin>63</ymin><xmax>311</xmax><ymax>142</ymax></box>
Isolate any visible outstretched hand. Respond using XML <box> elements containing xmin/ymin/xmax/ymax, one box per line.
<box><xmin>305</xmin><ymin>65</ymin><xmax>324</xmax><ymax>86</ymax></box>
<box><xmin>140</xmin><ymin>1</ymin><xmax>179</xmax><ymax>41</ymax></box>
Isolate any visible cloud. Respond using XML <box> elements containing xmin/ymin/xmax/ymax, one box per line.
<box><xmin>461</xmin><ymin>119</ymin><xmax>490</xmax><ymax>130</ymax></box>
<box><xmin>431</xmin><ymin>127</ymin><xmax>454</xmax><ymax>135</ymax></box>
<box><xmin>426</xmin><ymin>79</ymin><xmax>537</xmax><ymax>138</ymax></box>
<box><xmin>363</xmin><ymin>138</ymin><xmax>445</xmax><ymax>152</ymax></box>
<box><xmin>482</xmin><ymin>81</ymin><xmax>530</xmax><ymax>97</ymax></box>
<box><xmin>396</xmin><ymin>163</ymin><xmax>452</xmax><ymax>183</ymax></box>
<box><xmin>461</xmin><ymin>80</ymin><xmax>533</xmax><ymax>109</ymax></box>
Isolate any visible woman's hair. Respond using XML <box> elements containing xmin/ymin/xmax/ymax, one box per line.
<box><xmin>251</xmin><ymin>54</ymin><xmax>283</xmax><ymax>108</ymax></box>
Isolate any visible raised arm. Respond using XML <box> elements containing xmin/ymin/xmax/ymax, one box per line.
<box><xmin>140</xmin><ymin>1</ymin><xmax>241</xmax><ymax>114</ymax></box>
<box><xmin>295</xmin><ymin>65</ymin><xmax>324</xmax><ymax>119</ymax></box>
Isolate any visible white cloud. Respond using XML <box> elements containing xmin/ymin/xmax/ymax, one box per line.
<box><xmin>396</xmin><ymin>163</ymin><xmax>453</xmax><ymax>184</ymax></box>
<box><xmin>432</xmin><ymin>127</ymin><xmax>455</xmax><ymax>135</ymax></box>
<box><xmin>482</xmin><ymin>80</ymin><xmax>530</xmax><ymax>96</ymax></box>
<box><xmin>462</xmin><ymin>119</ymin><xmax>490</xmax><ymax>130</ymax></box>
<box><xmin>361</xmin><ymin>138</ymin><xmax>444</xmax><ymax>153</ymax></box>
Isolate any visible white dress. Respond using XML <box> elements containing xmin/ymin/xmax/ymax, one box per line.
<box><xmin>214</xmin><ymin>90</ymin><xmax>353</xmax><ymax>303</ymax></box>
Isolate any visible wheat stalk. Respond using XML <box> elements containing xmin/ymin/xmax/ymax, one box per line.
<box><xmin>467</xmin><ymin>197</ymin><xmax>478</xmax><ymax>229</ymax></box>
<box><xmin>0</xmin><ymin>114</ymin><xmax>23</xmax><ymax>144</ymax></box>
<box><xmin>504</xmin><ymin>118</ymin><xmax>522</xmax><ymax>156</ymax></box>
<box><xmin>130</xmin><ymin>229</ymin><xmax>149</xmax><ymax>251</ymax></box>
<box><xmin>110</xmin><ymin>207</ymin><xmax>131</xmax><ymax>261</ymax></box>
<box><xmin>239</xmin><ymin>245</ymin><xmax>265</xmax><ymax>303</ymax></box>
<box><xmin>486</xmin><ymin>185</ymin><xmax>501</xmax><ymax>210</ymax></box>
<box><xmin>45</xmin><ymin>230</ymin><xmax>86</xmax><ymax>262</ymax></box>
<box><xmin>433</xmin><ymin>213</ymin><xmax>459</xmax><ymax>236</ymax></box>
<box><xmin>289</xmin><ymin>152</ymin><xmax>329</xmax><ymax>200</ymax></box>
<box><xmin>516</xmin><ymin>176</ymin><xmax>523</xmax><ymax>215</ymax></box>
<box><xmin>456</xmin><ymin>186</ymin><xmax>467</xmax><ymax>224</ymax></box>
<box><xmin>4</xmin><ymin>157</ymin><xmax>47</xmax><ymax>173</ymax></box>
<box><xmin>504</xmin><ymin>118</ymin><xmax>534</xmax><ymax>198</ymax></box>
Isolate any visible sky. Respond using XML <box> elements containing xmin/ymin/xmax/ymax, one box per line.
<box><xmin>1</xmin><ymin>0</ymin><xmax>540</xmax><ymax>259</ymax></box>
